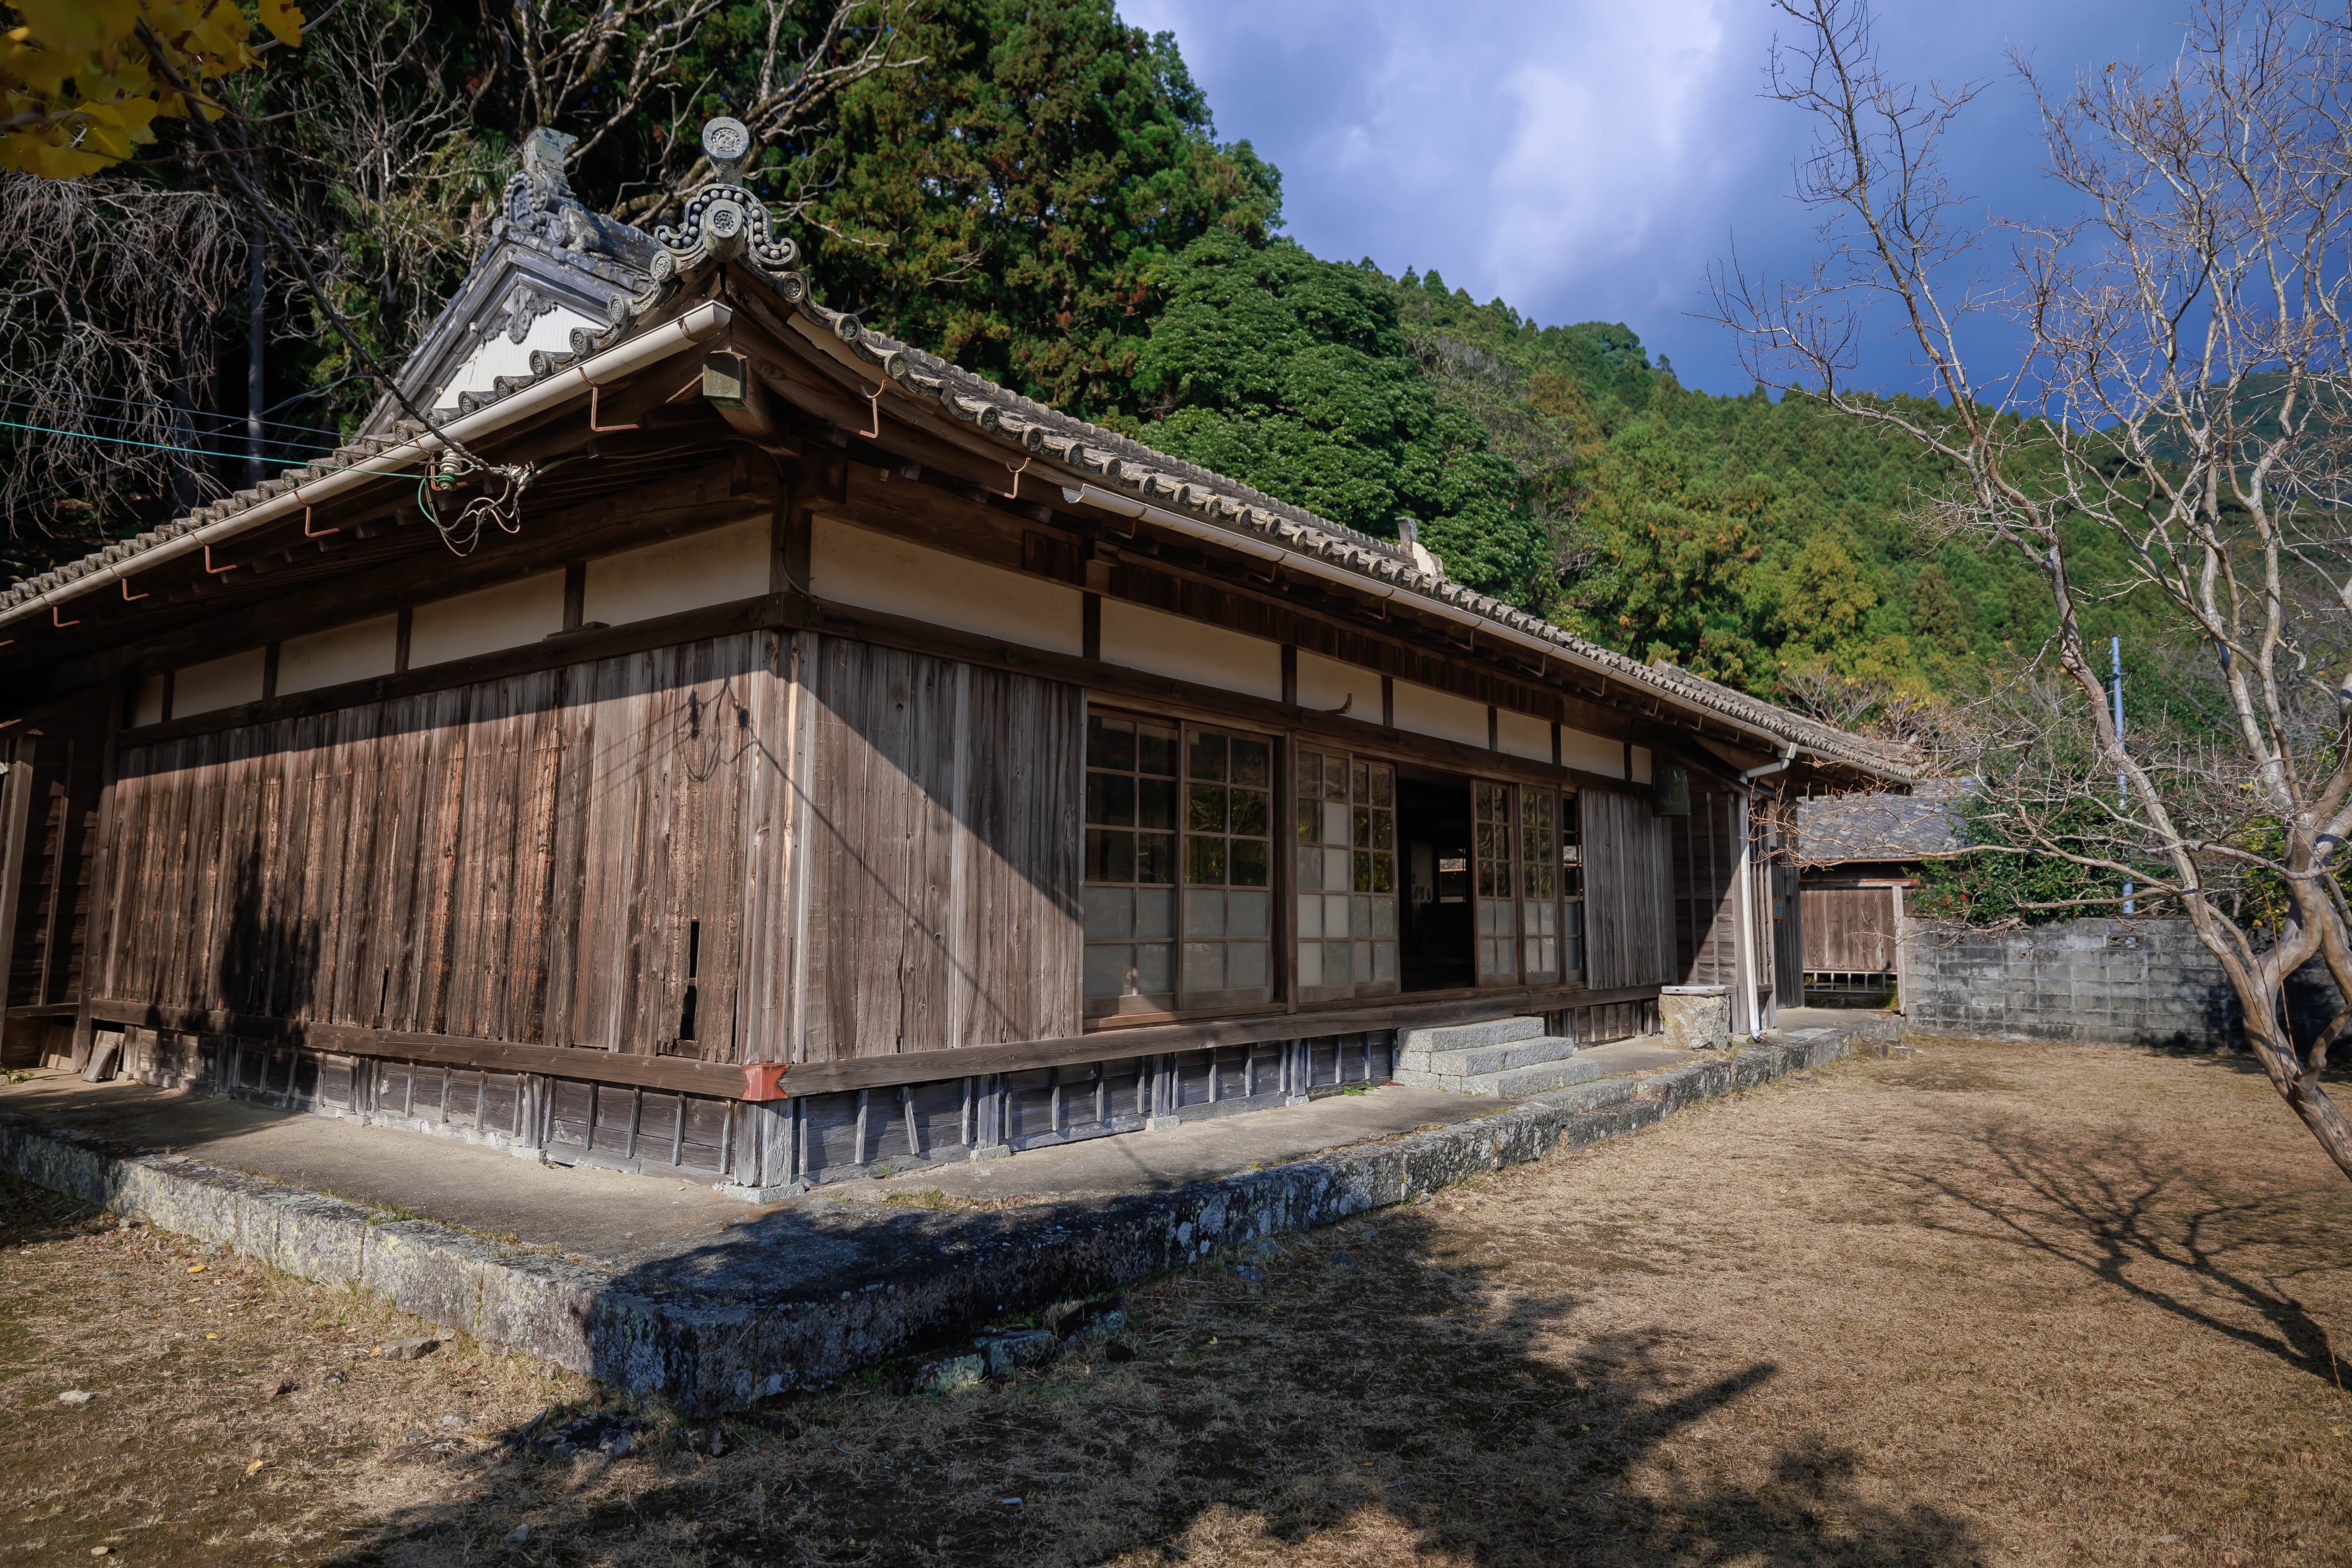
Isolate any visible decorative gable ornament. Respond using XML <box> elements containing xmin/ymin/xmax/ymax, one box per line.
<box><xmin>651</xmin><ymin>118</ymin><xmax>802</xmax><ymax>298</ymax></box>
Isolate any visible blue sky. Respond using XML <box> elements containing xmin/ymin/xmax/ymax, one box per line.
<box><xmin>1123</xmin><ymin>1</ymin><xmax>2189</xmax><ymax>397</ymax></box>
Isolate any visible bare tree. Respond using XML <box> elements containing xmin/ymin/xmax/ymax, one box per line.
<box><xmin>469</xmin><ymin>0</ymin><xmax>924</xmax><ymax>222</ymax></box>
<box><xmin>0</xmin><ymin>175</ymin><xmax>245</xmax><ymax>563</ymax></box>
<box><xmin>1716</xmin><ymin>0</ymin><xmax>2352</xmax><ymax>1177</ymax></box>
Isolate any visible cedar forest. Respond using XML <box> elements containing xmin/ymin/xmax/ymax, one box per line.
<box><xmin>0</xmin><ymin>0</ymin><xmax>2173</xmax><ymax>852</ymax></box>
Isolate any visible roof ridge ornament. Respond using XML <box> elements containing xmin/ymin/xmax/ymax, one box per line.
<box><xmin>653</xmin><ymin>117</ymin><xmax>800</xmax><ymax>280</ymax></box>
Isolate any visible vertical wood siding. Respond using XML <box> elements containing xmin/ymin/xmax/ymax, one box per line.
<box><xmin>1582</xmin><ymin>787</ymin><xmax>1675</xmax><ymax>988</ymax></box>
<box><xmin>96</xmin><ymin>632</ymin><xmax>793</xmax><ymax>1062</ymax></box>
<box><xmin>1670</xmin><ymin>790</ymin><xmax>1744</xmax><ymax>987</ymax></box>
<box><xmin>1800</xmin><ymin>885</ymin><xmax>1898</xmax><ymax>972</ymax></box>
<box><xmin>797</xmin><ymin>635</ymin><xmax>1083</xmax><ymax>1061</ymax></box>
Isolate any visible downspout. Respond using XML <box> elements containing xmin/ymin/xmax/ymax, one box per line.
<box><xmin>1735</xmin><ymin>744</ymin><xmax>1797</xmax><ymax>1037</ymax></box>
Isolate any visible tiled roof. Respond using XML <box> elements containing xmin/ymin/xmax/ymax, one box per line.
<box><xmin>2</xmin><ymin>192</ymin><xmax>1912</xmax><ymax>782</ymax></box>
<box><xmin>1795</xmin><ymin>778</ymin><xmax>1970</xmax><ymax>863</ymax></box>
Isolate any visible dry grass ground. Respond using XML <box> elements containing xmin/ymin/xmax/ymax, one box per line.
<box><xmin>6</xmin><ymin>1036</ymin><xmax>2352</xmax><ymax>1567</ymax></box>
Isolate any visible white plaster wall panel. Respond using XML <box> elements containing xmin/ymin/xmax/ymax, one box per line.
<box><xmin>1632</xmin><ymin>745</ymin><xmax>1653</xmax><ymax>785</ymax></box>
<box><xmin>1498</xmin><ymin>709</ymin><xmax>1551</xmax><ymax>763</ymax></box>
<box><xmin>1561</xmin><ymin>725</ymin><xmax>1624</xmax><ymax>777</ymax></box>
<box><xmin>812</xmin><ymin>515</ymin><xmax>1084</xmax><ymax>656</ymax></box>
<box><xmin>408</xmin><ymin>572</ymin><xmax>566</xmax><ymax>669</ymax></box>
<box><xmin>173</xmin><ymin>648</ymin><xmax>266</xmax><ymax>717</ymax></box>
<box><xmin>1098</xmin><ymin>600</ymin><xmax>1283</xmax><ymax>701</ymax></box>
<box><xmin>278</xmin><ymin>614</ymin><xmax>399</xmax><ymax>696</ymax></box>
<box><xmin>1297</xmin><ymin>650</ymin><xmax>1378</xmax><ymax>719</ymax></box>
<box><xmin>131</xmin><ymin>673</ymin><xmax>165</xmax><ymax>727</ymax></box>
<box><xmin>434</xmin><ymin>303</ymin><xmax>603</xmax><ymax>414</ymax></box>
<box><xmin>1391</xmin><ymin>679</ymin><xmax>1488</xmax><ymax>750</ymax></box>
<box><xmin>583</xmin><ymin>517</ymin><xmax>770</xmax><ymax>627</ymax></box>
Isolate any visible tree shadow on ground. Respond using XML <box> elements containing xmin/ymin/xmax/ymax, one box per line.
<box><xmin>1902</xmin><ymin>1120</ymin><xmax>2350</xmax><ymax>1387</ymax></box>
<box><xmin>325</xmin><ymin>1206</ymin><xmax>1984</xmax><ymax>1568</ymax></box>
<box><xmin>0</xmin><ymin>1169</ymin><xmax>102</xmax><ymax>1250</ymax></box>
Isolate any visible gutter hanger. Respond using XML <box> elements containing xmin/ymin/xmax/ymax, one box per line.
<box><xmin>1061</xmin><ymin>480</ymin><xmax>1806</xmax><ymax>762</ymax></box>
<box><xmin>0</xmin><ymin>301</ymin><xmax>733</xmax><ymax>635</ymax></box>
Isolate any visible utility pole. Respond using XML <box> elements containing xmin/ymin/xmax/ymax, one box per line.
<box><xmin>246</xmin><ymin>236</ymin><xmax>265</xmax><ymax>489</ymax></box>
<box><xmin>2114</xmin><ymin>635</ymin><xmax>2132</xmax><ymax>915</ymax></box>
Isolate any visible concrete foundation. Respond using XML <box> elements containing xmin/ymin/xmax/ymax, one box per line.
<box><xmin>0</xmin><ymin>1015</ymin><xmax>1899</xmax><ymax>1414</ymax></box>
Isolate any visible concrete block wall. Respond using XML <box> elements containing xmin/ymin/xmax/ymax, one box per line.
<box><xmin>1905</xmin><ymin>917</ymin><xmax>2333</xmax><ymax>1048</ymax></box>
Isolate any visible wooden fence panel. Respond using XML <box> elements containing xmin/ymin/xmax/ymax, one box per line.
<box><xmin>1801</xmin><ymin>885</ymin><xmax>1897</xmax><ymax>972</ymax></box>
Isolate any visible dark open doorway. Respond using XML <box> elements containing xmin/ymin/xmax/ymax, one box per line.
<box><xmin>1398</xmin><ymin>767</ymin><xmax>1473</xmax><ymax>992</ymax></box>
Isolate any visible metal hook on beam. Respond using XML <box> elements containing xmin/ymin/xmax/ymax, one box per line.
<box><xmin>855</xmin><ymin>383</ymin><xmax>882</xmax><ymax>441</ymax></box>
<box><xmin>589</xmin><ymin>383</ymin><xmax>640</xmax><ymax>433</ymax></box>
<box><xmin>1001</xmin><ymin>456</ymin><xmax>1031</xmax><ymax>500</ymax></box>
<box><xmin>121</xmin><ymin>577</ymin><xmax>149</xmax><ymax>603</ymax></box>
<box><xmin>303</xmin><ymin>505</ymin><xmax>339</xmax><ymax>539</ymax></box>
<box><xmin>203</xmin><ymin>544</ymin><xmax>234</xmax><ymax>575</ymax></box>
<box><xmin>52</xmin><ymin>605</ymin><xmax>79</xmax><ymax>628</ymax></box>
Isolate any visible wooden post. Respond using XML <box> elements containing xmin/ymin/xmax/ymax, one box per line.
<box><xmin>68</xmin><ymin>688</ymin><xmax>126</xmax><ymax>1070</ymax></box>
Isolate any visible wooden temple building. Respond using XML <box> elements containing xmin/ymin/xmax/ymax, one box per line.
<box><xmin>0</xmin><ymin>122</ymin><xmax>1907</xmax><ymax>1194</ymax></box>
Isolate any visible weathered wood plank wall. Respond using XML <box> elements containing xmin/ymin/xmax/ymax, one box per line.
<box><xmin>1582</xmin><ymin>787</ymin><xmax>1676</xmax><ymax>988</ymax></box>
<box><xmin>795</xmin><ymin>634</ymin><xmax>1083</xmax><ymax>1062</ymax></box>
<box><xmin>97</xmin><ymin>631</ymin><xmax>792</xmax><ymax>1061</ymax></box>
<box><xmin>1671</xmin><ymin>789</ymin><xmax>1743</xmax><ymax>988</ymax></box>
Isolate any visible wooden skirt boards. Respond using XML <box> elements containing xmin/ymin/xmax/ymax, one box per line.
<box><xmin>94</xmin><ymin>996</ymin><xmax>1663</xmax><ymax>1192</ymax></box>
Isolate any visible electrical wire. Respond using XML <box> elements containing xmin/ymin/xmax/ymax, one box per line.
<box><xmin>0</xmin><ymin>384</ymin><xmax>346</xmax><ymax>441</ymax></box>
<box><xmin>0</xmin><ymin>415</ymin><xmax>326</xmax><ymax>465</ymax></box>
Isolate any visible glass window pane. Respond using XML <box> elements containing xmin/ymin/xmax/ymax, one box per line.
<box><xmin>1324</xmin><ymin>941</ymin><xmax>1351</xmax><ymax>983</ymax></box>
<box><xmin>1137</xmin><ymin>887</ymin><xmax>1175</xmax><ymax>940</ymax></box>
<box><xmin>1187</xmin><ymin>889</ymin><xmax>1227</xmax><ymax>937</ymax></box>
<box><xmin>1086</xmin><ymin>828</ymin><xmax>1134</xmax><ymax>882</ymax></box>
<box><xmin>1371</xmin><ymin>853</ymin><xmax>1394</xmax><ymax>894</ymax></box>
<box><xmin>1298</xmin><ymin>893</ymin><xmax>1324</xmax><ymax>939</ymax></box>
<box><xmin>1188</xmin><ymin>729</ymin><xmax>1227</xmax><ymax>781</ymax></box>
<box><xmin>1227</xmin><ymin>941</ymin><xmax>1268</xmax><ymax>989</ymax></box>
<box><xmin>1298</xmin><ymin>844</ymin><xmax>1322</xmax><ymax>885</ymax></box>
<box><xmin>1372</xmin><ymin>811</ymin><xmax>1394</xmax><ymax>852</ymax></box>
<box><xmin>1189</xmin><ymin>782</ymin><xmax>1226</xmax><ymax>835</ymax></box>
<box><xmin>1138</xmin><ymin>724</ymin><xmax>1179</xmax><ymax>777</ymax></box>
<box><xmin>1138</xmin><ymin>777</ymin><xmax>1176</xmax><ymax>831</ymax></box>
<box><xmin>1182</xmin><ymin>942</ymin><xmax>1225</xmax><ymax>992</ymax></box>
<box><xmin>1084</xmin><ymin>886</ymin><xmax>1134</xmax><ymax>940</ymax></box>
<box><xmin>1187</xmin><ymin>833</ymin><xmax>1227</xmax><ymax>885</ymax></box>
<box><xmin>1372</xmin><ymin>898</ymin><xmax>1396</xmax><ymax>938</ymax></box>
<box><xmin>1322</xmin><ymin>801</ymin><xmax>1349</xmax><ymax>846</ymax></box>
<box><xmin>1326</xmin><ymin>893</ymin><xmax>1351</xmax><ymax>938</ymax></box>
<box><xmin>1136</xmin><ymin>941</ymin><xmax>1173</xmax><ymax>994</ymax></box>
<box><xmin>1228</xmin><ymin>889</ymin><xmax>1268</xmax><ymax>940</ymax></box>
<box><xmin>1231</xmin><ymin>837</ymin><xmax>1268</xmax><ymax>887</ymax></box>
<box><xmin>1088</xmin><ymin>771</ymin><xmax>1136</xmax><ymax>827</ymax></box>
<box><xmin>1374</xmin><ymin>941</ymin><xmax>1398</xmax><ymax>982</ymax></box>
<box><xmin>1324</xmin><ymin>846</ymin><xmax>1350</xmax><ymax>891</ymax></box>
<box><xmin>1298</xmin><ymin>798</ymin><xmax>1321</xmax><ymax>844</ymax></box>
<box><xmin>1138</xmin><ymin>833</ymin><xmax>1175</xmax><ymax>885</ymax></box>
<box><xmin>1354</xmin><ymin>850</ymin><xmax>1373</xmax><ymax>892</ymax></box>
<box><xmin>1370</xmin><ymin>766</ymin><xmax>1392</xmax><ymax>807</ymax></box>
<box><xmin>1299</xmin><ymin>750</ymin><xmax>1323</xmax><ymax>798</ymax></box>
<box><xmin>1085</xmin><ymin>944</ymin><xmax>1136</xmax><ymax>999</ymax></box>
<box><xmin>1351</xmin><ymin>894</ymin><xmax>1370</xmax><ymax>936</ymax></box>
<box><xmin>1352</xmin><ymin>760</ymin><xmax>1369</xmax><ymax>802</ymax></box>
<box><xmin>1231</xmin><ymin>738</ymin><xmax>1270</xmax><ymax>788</ymax></box>
<box><xmin>1298</xmin><ymin>940</ymin><xmax>1323</xmax><ymax>986</ymax></box>
<box><xmin>1231</xmin><ymin>788</ymin><xmax>1268</xmax><ymax>839</ymax></box>
<box><xmin>1088</xmin><ymin>715</ymin><xmax>1134</xmax><ymax>772</ymax></box>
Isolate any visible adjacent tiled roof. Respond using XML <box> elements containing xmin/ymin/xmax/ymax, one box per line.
<box><xmin>1795</xmin><ymin>778</ymin><xmax>1971</xmax><ymax>863</ymax></box>
<box><xmin>2</xmin><ymin>217</ymin><xmax>1912</xmax><ymax>782</ymax></box>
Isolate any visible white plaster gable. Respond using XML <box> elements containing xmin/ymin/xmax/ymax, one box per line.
<box><xmin>432</xmin><ymin>296</ymin><xmax>607</xmax><ymax>415</ymax></box>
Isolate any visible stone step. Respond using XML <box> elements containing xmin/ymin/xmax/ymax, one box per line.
<box><xmin>1396</xmin><ymin>1015</ymin><xmax>1544</xmax><ymax>1059</ymax></box>
<box><xmin>1397</xmin><ymin>1033</ymin><xmax>1579</xmax><ymax>1079</ymax></box>
<box><xmin>1393</xmin><ymin>1052</ymin><xmax>1606</xmax><ymax>1098</ymax></box>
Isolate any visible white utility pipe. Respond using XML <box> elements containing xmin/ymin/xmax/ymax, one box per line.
<box><xmin>1734</xmin><ymin>744</ymin><xmax>1797</xmax><ymax>1036</ymax></box>
<box><xmin>1060</xmin><ymin>481</ymin><xmax>1806</xmax><ymax>760</ymax></box>
<box><xmin>1</xmin><ymin>300</ymin><xmax>733</xmax><ymax>634</ymax></box>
